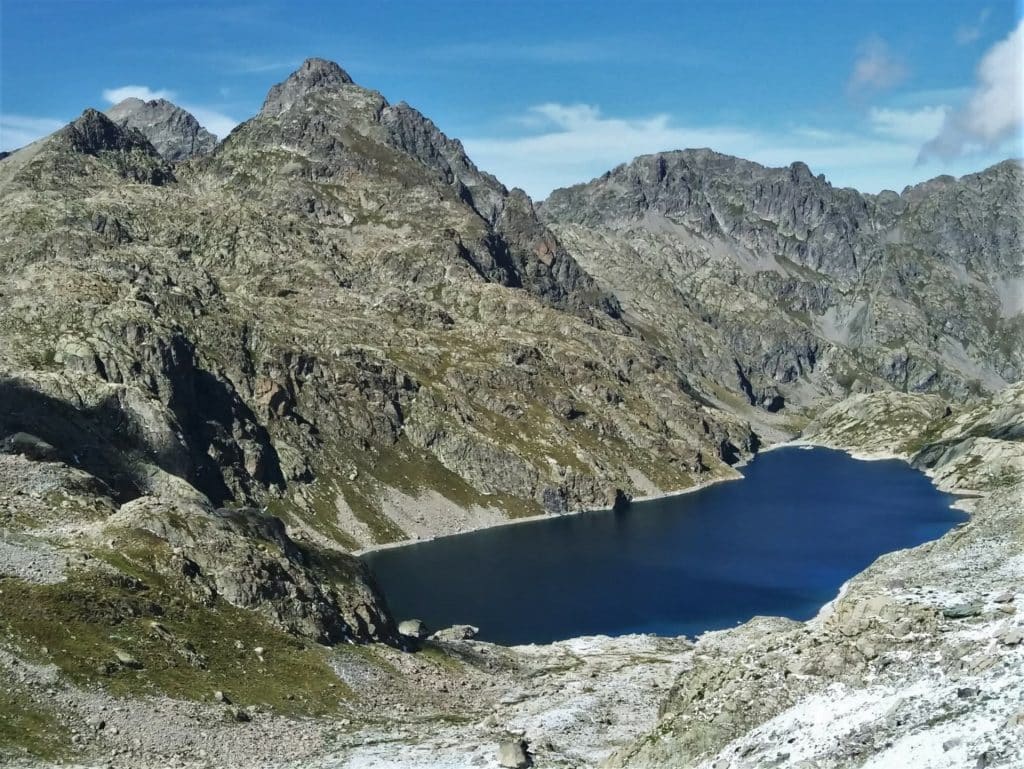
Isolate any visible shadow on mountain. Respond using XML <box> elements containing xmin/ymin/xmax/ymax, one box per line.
<box><xmin>0</xmin><ymin>373</ymin><xmax>284</xmax><ymax>506</ymax></box>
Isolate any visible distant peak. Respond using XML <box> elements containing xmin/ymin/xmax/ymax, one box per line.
<box><xmin>104</xmin><ymin>97</ymin><xmax>217</xmax><ymax>162</ymax></box>
<box><xmin>111</xmin><ymin>96</ymin><xmax>146</xmax><ymax>108</ymax></box>
<box><xmin>107</xmin><ymin>96</ymin><xmax>181</xmax><ymax>120</ymax></box>
<box><xmin>76</xmin><ymin>107</ymin><xmax>108</xmax><ymax>125</ymax></box>
<box><xmin>260</xmin><ymin>57</ymin><xmax>355</xmax><ymax>116</ymax></box>
<box><xmin>55</xmin><ymin>108</ymin><xmax>172</xmax><ymax>181</ymax></box>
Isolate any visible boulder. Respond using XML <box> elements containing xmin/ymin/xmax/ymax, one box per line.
<box><xmin>1</xmin><ymin>432</ymin><xmax>59</xmax><ymax>462</ymax></box>
<box><xmin>113</xmin><ymin>649</ymin><xmax>142</xmax><ymax>669</ymax></box>
<box><xmin>943</xmin><ymin>603</ymin><xmax>983</xmax><ymax>619</ymax></box>
<box><xmin>997</xmin><ymin>627</ymin><xmax>1023</xmax><ymax>646</ymax></box>
<box><xmin>398</xmin><ymin>619</ymin><xmax>429</xmax><ymax>639</ymax></box>
<box><xmin>430</xmin><ymin>624</ymin><xmax>480</xmax><ymax>642</ymax></box>
<box><xmin>497</xmin><ymin>738</ymin><xmax>531</xmax><ymax>768</ymax></box>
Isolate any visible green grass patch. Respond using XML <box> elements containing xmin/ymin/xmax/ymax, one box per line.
<box><xmin>0</xmin><ymin>569</ymin><xmax>350</xmax><ymax>717</ymax></box>
<box><xmin>0</xmin><ymin>686</ymin><xmax>70</xmax><ymax>762</ymax></box>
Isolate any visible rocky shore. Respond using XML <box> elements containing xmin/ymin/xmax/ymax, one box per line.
<box><xmin>607</xmin><ymin>383</ymin><xmax>1024</xmax><ymax>769</ymax></box>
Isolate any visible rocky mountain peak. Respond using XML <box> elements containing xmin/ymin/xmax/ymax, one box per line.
<box><xmin>106</xmin><ymin>97</ymin><xmax>217</xmax><ymax>162</ymax></box>
<box><xmin>58</xmin><ymin>108</ymin><xmax>154</xmax><ymax>155</ymax></box>
<box><xmin>52</xmin><ymin>108</ymin><xmax>172</xmax><ymax>185</ymax></box>
<box><xmin>260</xmin><ymin>57</ymin><xmax>355</xmax><ymax>116</ymax></box>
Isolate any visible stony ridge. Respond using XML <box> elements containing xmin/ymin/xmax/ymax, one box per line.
<box><xmin>541</xmin><ymin>151</ymin><xmax>1023</xmax><ymax>415</ymax></box>
<box><xmin>106</xmin><ymin>97</ymin><xmax>218</xmax><ymax>162</ymax></box>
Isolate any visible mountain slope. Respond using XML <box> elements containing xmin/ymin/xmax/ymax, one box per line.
<box><xmin>541</xmin><ymin>151</ymin><xmax>1024</xmax><ymax>416</ymax></box>
<box><xmin>0</xmin><ymin>60</ymin><xmax>756</xmax><ymax>657</ymax></box>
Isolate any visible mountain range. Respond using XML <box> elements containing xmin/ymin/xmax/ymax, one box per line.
<box><xmin>0</xmin><ymin>56</ymin><xmax>1021</xmax><ymax>766</ymax></box>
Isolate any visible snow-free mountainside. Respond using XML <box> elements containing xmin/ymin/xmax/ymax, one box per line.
<box><xmin>0</xmin><ymin>58</ymin><xmax>1021</xmax><ymax>768</ymax></box>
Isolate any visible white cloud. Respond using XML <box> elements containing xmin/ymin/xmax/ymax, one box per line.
<box><xmin>868</xmin><ymin>106</ymin><xmax>950</xmax><ymax>141</ymax></box>
<box><xmin>102</xmin><ymin>85</ymin><xmax>176</xmax><ymax>104</ymax></box>
<box><xmin>956</xmin><ymin>8</ymin><xmax>990</xmax><ymax>45</ymax></box>
<box><xmin>102</xmin><ymin>85</ymin><xmax>239</xmax><ymax>140</ymax></box>
<box><xmin>0</xmin><ymin>114</ymin><xmax>65</xmax><ymax>151</ymax></box>
<box><xmin>462</xmin><ymin>97</ymin><xmax>1011</xmax><ymax>200</ymax></box>
<box><xmin>921</xmin><ymin>19</ymin><xmax>1024</xmax><ymax>160</ymax></box>
<box><xmin>465</xmin><ymin>103</ymin><xmax>758</xmax><ymax>197</ymax></box>
<box><xmin>847</xmin><ymin>37</ymin><xmax>908</xmax><ymax>96</ymax></box>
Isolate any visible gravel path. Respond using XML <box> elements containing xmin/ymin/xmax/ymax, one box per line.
<box><xmin>0</xmin><ymin>536</ymin><xmax>67</xmax><ymax>584</ymax></box>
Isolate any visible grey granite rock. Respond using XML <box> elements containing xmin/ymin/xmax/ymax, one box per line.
<box><xmin>541</xmin><ymin>151</ymin><xmax>1023</xmax><ymax>414</ymax></box>
<box><xmin>106</xmin><ymin>97</ymin><xmax>217</xmax><ymax>162</ymax></box>
<box><xmin>259</xmin><ymin>57</ymin><xmax>354</xmax><ymax>117</ymax></box>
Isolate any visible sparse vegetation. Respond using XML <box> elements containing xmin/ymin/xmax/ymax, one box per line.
<box><xmin>0</xmin><ymin>570</ymin><xmax>350</xmax><ymax>717</ymax></box>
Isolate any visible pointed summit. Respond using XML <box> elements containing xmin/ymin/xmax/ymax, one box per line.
<box><xmin>106</xmin><ymin>97</ymin><xmax>217</xmax><ymax>162</ymax></box>
<box><xmin>260</xmin><ymin>58</ymin><xmax>355</xmax><ymax>116</ymax></box>
<box><xmin>53</xmin><ymin>108</ymin><xmax>172</xmax><ymax>185</ymax></box>
<box><xmin>58</xmin><ymin>108</ymin><xmax>153</xmax><ymax>155</ymax></box>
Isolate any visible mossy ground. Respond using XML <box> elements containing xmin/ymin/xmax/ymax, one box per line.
<box><xmin>365</xmin><ymin>439</ymin><xmax>541</xmax><ymax>520</ymax></box>
<box><xmin>0</xmin><ymin>567</ymin><xmax>352</xmax><ymax>718</ymax></box>
<box><xmin>0</xmin><ymin>686</ymin><xmax>70</xmax><ymax>762</ymax></box>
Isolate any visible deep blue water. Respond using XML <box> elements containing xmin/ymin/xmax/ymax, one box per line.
<box><xmin>362</xmin><ymin>447</ymin><xmax>965</xmax><ymax>645</ymax></box>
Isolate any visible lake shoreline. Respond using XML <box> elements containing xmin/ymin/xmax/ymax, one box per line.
<box><xmin>353</xmin><ymin>468</ymin><xmax>747</xmax><ymax>556</ymax></box>
<box><xmin>363</xmin><ymin>445</ymin><xmax>964</xmax><ymax>646</ymax></box>
<box><xmin>354</xmin><ymin>439</ymin><xmax>950</xmax><ymax>557</ymax></box>
<box><xmin>353</xmin><ymin>439</ymin><xmax>808</xmax><ymax>557</ymax></box>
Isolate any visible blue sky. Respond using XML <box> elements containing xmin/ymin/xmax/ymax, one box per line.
<box><xmin>1</xmin><ymin>0</ymin><xmax>1021</xmax><ymax>198</ymax></box>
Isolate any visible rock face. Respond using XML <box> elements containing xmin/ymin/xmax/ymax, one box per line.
<box><xmin>541</xmin><ymin>151</ymin><xmax>1023</xmax><ymax>415</ymax></box>
<box><xmin>259</xmin><ymin>57</ymin><xmax>355</xmax><ymax>116</ymax></box>
<box><xmin>106</xmin><ymin>97</ymin><xmax>217</xmax><ymax>161</ymax></box>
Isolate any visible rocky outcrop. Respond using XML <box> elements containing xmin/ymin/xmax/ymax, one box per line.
<box><xmin>109</xmin><ymin>497</ymin><xmax>396</xmax><ymax>644</ymax></box>
<box><xmin>106</xmin><ymin>97</ymin><xmax>218</xmax><ymax>162</ymax></box>
<box><xmin>53</xmin><ymin>108</ymin><xmax>172</xmax><ymax>184</ymax></box>
<box><xmin>802</xmin><ymin>381</ymin><xmax>1024</xmax><ymax>491</ymax></box>
<box><xmin>259</xmin><ymin>57</ymin><xmax>355</xmax><ymax>116</ymax></box>
<box><xmin>541</xmin><ymin>151</ymin><xmax>1023</xmax><ymax>413</ymax></box>
<box><xmin>0</xmin><ymin>373</ymin><xmax>394</xmax><ymax>645</ymax></box>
